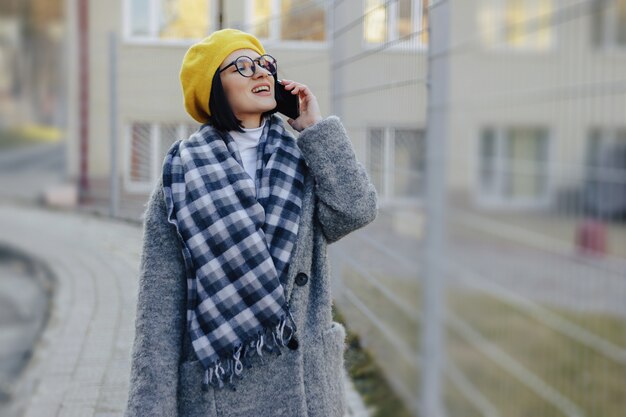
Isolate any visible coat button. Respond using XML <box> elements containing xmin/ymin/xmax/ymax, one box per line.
<box><xmin>287</xmin><ymin>335</ymin><xmax>299</xmax><ymax>350</ymax></box>
<box><xmin>295</xmin><ymin>272</ymin><xmax>309</xmax><ymax>286</ymax></box>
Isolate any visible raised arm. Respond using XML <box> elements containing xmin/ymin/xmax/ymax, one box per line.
<box><xmin>297</xmin><ymin>116</ymin><xmax>378</xmax><ymax>243</ymax></box>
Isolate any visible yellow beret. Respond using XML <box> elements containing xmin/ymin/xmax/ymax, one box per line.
<box><xmin>180</xmin><ymin>29</ymin><xmax>265</xmax><ymax>123</ymax></box>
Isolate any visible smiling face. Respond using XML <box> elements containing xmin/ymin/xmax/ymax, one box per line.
<box><xmin>218</xmin><ymin>49</ymin><xmax>276</xmax><ymax>128</ymax></box>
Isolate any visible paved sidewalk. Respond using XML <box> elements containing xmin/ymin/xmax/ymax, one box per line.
<box><xmin>0</xmin><ymin>202</ymin><xmax>370</xmax><ymax>417</ymax></box>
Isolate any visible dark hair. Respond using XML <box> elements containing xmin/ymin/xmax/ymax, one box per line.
<box><xmin>207</xmin><ymin>71</ymin><xmax>277</xmax><ymax>132</ymax></box>
<box><xmin>208</xmin><ymin>71</ymin><xmax>242</xmax><ymax>132</ymax></box>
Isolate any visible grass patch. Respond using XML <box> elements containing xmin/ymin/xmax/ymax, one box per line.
<box><xmin>558</xmin><ymin>309</ymin><xmax>626</xmax><ymax>349</ymax></box>
<box><xmin>343</xmin><ymin>269</ymin><xmax>420</xmax><ymax>353</ymax></box>
<box><xmin>446</xmin><ymin>330</ymin><xmax>565</xmax><ymax>417</ymax></box>
<box><xmin>332</xmin><ymin>303</ymin><xmax>414</xmax><ymax>417</ymax></box>
<box><xmin>0</xmin><ymin>125</ymin><xmax>62</xmax><ymax>150</ymax></box>
<box><xmin>338</xmin><ymin>266</ymin><xmax>626</xmax><ymax>416</ymax></box>
<box><xmin>443</xmin><ymin>374</ymin><xmax>483</xmax><ymax>417</ymax></box>
<box><xmin>450</xmin><ymin>291</ymin><xmax>626</xmax><ymax>417</ymax></box>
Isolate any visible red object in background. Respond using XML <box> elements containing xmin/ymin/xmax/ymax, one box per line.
<box><xmin>576</xmin><ymin>219</ymin><xmax>607</xmax><ymax>256</ymax></box>
<box><xmin>78</xmin><ymin>0</ymin><xmax>89</xmax><ymax>203</ymax></box>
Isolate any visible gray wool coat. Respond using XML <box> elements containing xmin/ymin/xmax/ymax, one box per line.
<box><xmin>125</xmin><ymin>116</ymin><xmax>378</xmax><ymax>417</ymax></box>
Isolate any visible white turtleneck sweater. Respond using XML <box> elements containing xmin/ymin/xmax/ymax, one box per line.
<box><xmin>229</xmin><ymin>121</ymin><xmax>265</xmax><ymax>182</ymax></box>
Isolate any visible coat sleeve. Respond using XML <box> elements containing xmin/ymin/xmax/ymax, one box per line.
<box><xmin>125</xmin><ymin>180</ymin><xmax>187</xmax><ymax>417</ymax></box>
<box><xmin>297</xmin><ymin>116</ymin><xmax>378</xmax><ymax>243</ymax></box>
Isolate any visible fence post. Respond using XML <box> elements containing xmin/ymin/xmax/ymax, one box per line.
<box><xmin>421</xmin><ymin>1</ymin><xmax>451</xmax><ymax>416</ymax></box>
<box><xmin>109</xmin><ymin>31</ymin><xmax>119</xmax><ymax>218</ymax></box>
<box><xmin>329</xmin><ymin>1</ymin><xmax>344</xmax><ymax>119</ymax></box>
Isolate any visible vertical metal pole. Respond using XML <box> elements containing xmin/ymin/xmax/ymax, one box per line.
<box><xmin>421</xmin><ymin>1</ymin><xmax>450</xmax><ymax>417</ymax></box>
<box><xmin>329</xmin><ymin>1</ymin><xmax>343</xmax><ymax>119</ymax></box>
<box><xmin>109</xmin><ymin>31</ymin><xmax>119</xmax><ymax>218</ymax></box>
<box><xmin>328</xmin><ymin>1</ymin><xmax>348</xmax><ymax>313</ymax></box>
<box><xmin>218</xmin><ymin>0</ymin><xmax>224</xmax><ymax>29</ymax></box>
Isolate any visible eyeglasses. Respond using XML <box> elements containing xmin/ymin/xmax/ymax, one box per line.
<box><xmin>218</xmin><ymin>54</ymin><xmax>277</xmax><ymax>78</ymax></box>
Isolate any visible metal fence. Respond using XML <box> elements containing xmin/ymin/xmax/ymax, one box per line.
<box><xmin>326</xmin><ymin>1</ymin><xmax>626</xmax><ymax>417</ymax></box>
<box><xmin>102</xmin><ymin>1</ymin><xmax>626</xmax><ymax>416</ymax></box>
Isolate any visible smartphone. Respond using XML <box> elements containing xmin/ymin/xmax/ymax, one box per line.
<box><xmin>274</xmin><ymin>79</ymin><xmax>300</xmax><ymax>120</ymax></box>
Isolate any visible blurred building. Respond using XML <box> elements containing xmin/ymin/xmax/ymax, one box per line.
<box><xmin>62</xmin><ymin>0</ymin><xmax>626</xmax><ymax>217</ymax></box>
<box><xmin>448</xmin><ymin>0</ymin><xmax>626</xmax><ymax>212</ymax></box>
<box><xmin>0</xmin><ymin>0</ymin><xmax>65</xmax><ymax>128</ymax></box>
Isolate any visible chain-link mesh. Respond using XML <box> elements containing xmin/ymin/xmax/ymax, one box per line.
<box><xmin>326</xmin><ymin>1</ymin><xmax>626</xmax><ymax>416</ymax></box>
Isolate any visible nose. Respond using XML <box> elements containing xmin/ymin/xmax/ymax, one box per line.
<box><xmin>253</xmin><ymin>65</ymin><xmax>273</xmax><ymax>79</ymax></box>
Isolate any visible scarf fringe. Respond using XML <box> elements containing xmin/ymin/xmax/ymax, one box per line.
<box><xmin>201</xmin><ymin>305</ymin><xmax>297</xmax><ymax>392</ymax></box>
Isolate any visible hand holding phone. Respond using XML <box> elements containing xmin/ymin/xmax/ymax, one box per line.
<box><xmin>275</xmin><ymin>78</ymin><xmax>323</xmax><ymax>132</ymax></box>
<box><xmin>274</xmin><ymin>79</ymin><xmax>300</xmax><ymax>120</ymax></box>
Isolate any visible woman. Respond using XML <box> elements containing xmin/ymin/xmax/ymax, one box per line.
<box><xmin>125</xmin><ymin>29</ymin><xmax>377</xmax><ymax>417</ymax></box>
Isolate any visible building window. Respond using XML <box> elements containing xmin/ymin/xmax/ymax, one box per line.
<box><xmin>125</xmin><ymin>0</ymin><xmax>217</xmax><ymax>41</ymax></box>
<box><xmin>584</xmin><ymin>127</ymin><xmax>626</xmax><ymax>216</ymax></box>
<box><xmin>129</xmin><ymin>122</ymin><xmax>153</xmax><ymax>184</ymax></box>
<box><xmin>478</xmin><ymin>0</ymin><xmax>553</xmax><ymax>50</ymax></box>
<box><xmin>126</xmin><ymin>121</ymin><xmax>198</xmax><ymax>192</ymax></box>
<box><xmin>586</xmin><ymin>127</ymin><xmax>626</xmax><ymax>173</ymax></box>
<box><xmin>247</xmin><ymin>0</ymin><xmax>326</xmax><ymax>42</ymax></box>
<box><xmin>364</xmin><ymin>0</ymin><xmax>429</xmax><ymax>46</ymax></box>
<box><xmin>366</xmin><ymin>127</ymin><xmax>425</xmax><ymax>203</ymax></box>
<box><xmin>592</xmin><ymin>0</ymin><xmax>626</xmax><ymax>48</ymax></box>
<box><xmin>478</xmin><ymin>127</ymin><xmax>549</xmax><ymax>205</ymax></box>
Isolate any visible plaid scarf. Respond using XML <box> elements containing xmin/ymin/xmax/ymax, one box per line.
<box><xmin>162</xmin><ymin>115</ymin><xmax>305</xmax><ymax>391</ymax></box>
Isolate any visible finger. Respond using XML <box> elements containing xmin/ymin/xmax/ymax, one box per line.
<box><xmin>284</xmin><ymin>81</ymin><xmax>298</xmax><ymax>91</ymax></box>
<box><xmin>283</xmin><ymin>80</ymin><xmax>307</xmax><ymax>94</ymax></box>
<box><xmin>299</xmin><ymin>85</ymin><xmax>310</xmax><ymax>97</ymax></box>
<box><xmin>293</xmin><ymin>84</ymin><xmax>308</xmax><ymax>95</ymax></box>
